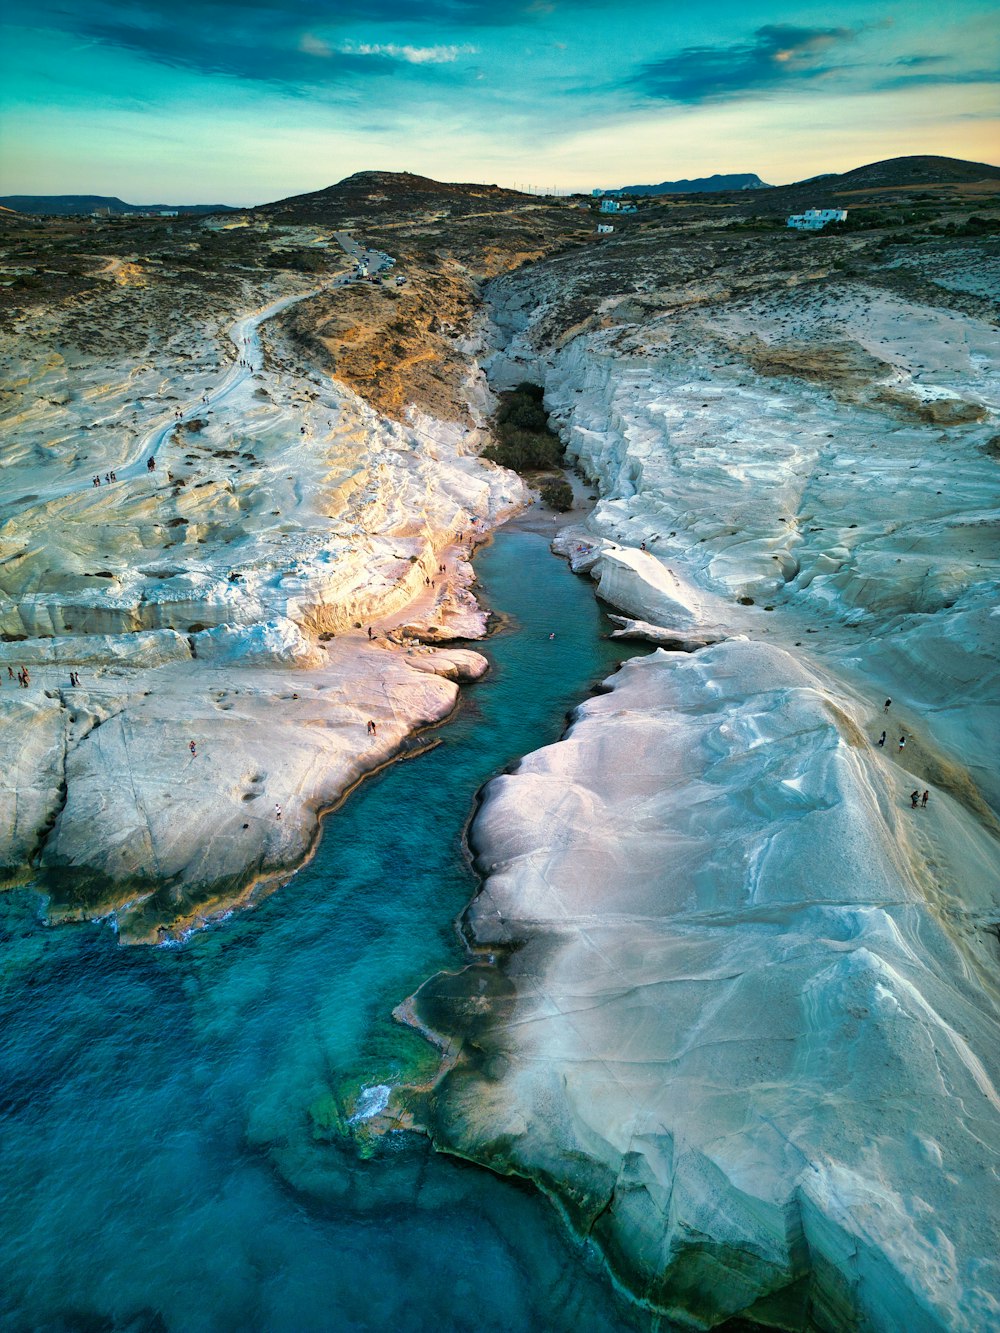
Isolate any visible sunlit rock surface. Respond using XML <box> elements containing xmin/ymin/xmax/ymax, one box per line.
<box><xmin>417</xmin><ymin>643</ymin><xmax>1000</xmax><ymax>1331</ymax></box>
<box><xmin>0</xmin><ymin>270</ymin><xmax>525</xmax><ymax>936</ymax></box>
<box><xmin>412</xmin><ymin>240</ymin><xmax>1000</xmax><ymax>1328</ymax></box>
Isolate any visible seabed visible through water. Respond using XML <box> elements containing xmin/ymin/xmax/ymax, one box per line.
<box><xmin>0</xmin><ymin>525</ymin><xmax>659</xmax><ymax>1333</ymax></box>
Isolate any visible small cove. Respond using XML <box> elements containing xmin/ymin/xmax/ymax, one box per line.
<box><xmin>0</xmin><ymin>524</ymin><xmax>655</xmax><ymax>1333</ymax></box>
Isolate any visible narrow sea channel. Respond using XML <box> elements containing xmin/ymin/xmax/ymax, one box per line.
<box><xmin>0</xmin><ymin>525</ymin><xmax>653</xmax><ymax>1333</ymax></box>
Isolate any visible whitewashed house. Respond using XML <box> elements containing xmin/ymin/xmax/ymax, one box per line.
<box><xmin>596</xmin><ymin>223</ymin><xmax>614</xmax><ymax>234</ymax></box>
<box><xmin>787</xmin><ymin>208</ymin><xmax>848</xmax><ymax>231</ymax></box>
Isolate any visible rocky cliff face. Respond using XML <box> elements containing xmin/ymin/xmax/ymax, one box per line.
<box><xmin>411</xmin><ymin>221</ymin><xmax>1000</xmax><ymax>1328</ymax></box>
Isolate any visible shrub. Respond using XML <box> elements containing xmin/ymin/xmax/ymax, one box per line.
<box><xmin>540</xmin><ymin>479</ymin><xmax>574</xmax><ymax>511</ymax></box>
<box><xmin>485</xmin><ymin>383</ymin><xmax>564</xmax><ymax>473</ymax></box>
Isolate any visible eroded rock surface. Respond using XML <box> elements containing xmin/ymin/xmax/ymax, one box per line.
<box><xmin>1</xmin><ymin>238</ymin><xmax>524</xmax><ymax>938</ymax></box>
<box><xmin>417</xmin><ymin>642</ymin><xmax>1000</xmax><ymax>1331</ymax></box>
<box><xmin>411</xmin><ymin>226</ymin><xmax>1000</xmax><ymax>1327</ymax></box>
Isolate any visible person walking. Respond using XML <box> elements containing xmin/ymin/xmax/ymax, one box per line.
<box><xmin>921</xmin><ymin>790</ymin><xmax>930</xmax><ymax>808</ymax></box>
<box><xmin>877</xmin><ymin>731</ymin><xmax>886</xmax><ymax>747</ymax></box>
<box><xmin>910</xmin><ymin>790</ymin><xmax>920</xmax><ymax>808</ymax></box>
<box><xmin>898</xmin><ymin>735</ymin><xmax>906</xmax><ymax>752</ymax></box>
<box><xmin>275</xmin><ymin>804</ymin><xmax>282</xmax><ymax>820</ymax></box>
<box><xmin>189</xmin><ymin>740</ymin><xmax>197</xmax><ymax>757</ymax></box>
<box><xmin>884</xmin><ymin>698</ymin><xmax>892</xmax><ymax>713</ymax></box>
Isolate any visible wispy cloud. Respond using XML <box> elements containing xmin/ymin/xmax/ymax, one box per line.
<box><xmin>342</xmin><ymin>42</ymin><xmax>478</xmax><ymax>64</ymax></box>
<box><xmin>5</xmin><ymin>0</ymin><xmax>496</xmax><ymax>88</ymax></box>
<box><xmin>631</xmin><ymin>25</ymin><xmax>857</xmax><ymax>103</ymax></box>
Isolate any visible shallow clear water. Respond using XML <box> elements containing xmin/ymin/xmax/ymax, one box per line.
<box><xmin>0</xmin><ymin>528</ymin><xmax>653</xmax><ymax>1333</ymax></box>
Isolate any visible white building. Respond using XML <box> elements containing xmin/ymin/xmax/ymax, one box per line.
<box><xmin>596</xmin><ymin>223</ymin><xmax>614</xmax><ymax>234</ymax></box>
<box><xmin>787</xmin><ymin>208</ymin><xmax>847</xmax><ymax>231</ymax></box>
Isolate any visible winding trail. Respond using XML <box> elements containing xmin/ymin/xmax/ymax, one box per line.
<box><xmin>132</xmin><ymin>287</ymin><xmax>319</xmax><ymax>480</ymax></box>
<box><xmin>59</xmin><ymin>232</ymin><xmax>395</xmax><ymax>499</ymax></box>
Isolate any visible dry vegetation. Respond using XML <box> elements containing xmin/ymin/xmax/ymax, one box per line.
<box><xmin>3</xmin><ymin>157</ymin><xmax>997</xmax><ymax>429</ymax></box>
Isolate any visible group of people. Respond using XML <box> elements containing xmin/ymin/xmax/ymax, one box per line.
<box><xmin>6</xmin><ymin>666</ymin><xmax>84</xmax><ymax>688</ymax></box>
<box><xmin>92</xmin><ymin>471</ymin><xmax>117</xmax><ymax>486</ymax></box>
<box><xmin>875</xmin><ymin>730</ymin><xmax>907</xmax><ymax>752</ymax></box>
<box><xmin>879</xmin><ymin>699</ymin><xmax>930</xmax><ymax>809</ymax></box>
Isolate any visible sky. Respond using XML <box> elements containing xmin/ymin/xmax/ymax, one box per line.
<box><xmin>1</xmin><ymin>0</ymin><xmax>997</xmax><ymax>203</ymax></box>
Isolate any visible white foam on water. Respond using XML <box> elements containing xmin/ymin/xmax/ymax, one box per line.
<box><xmin>349</xmin><ymin>1083</ymin><xmax>392</xmax><ymax>1124</ymax></box>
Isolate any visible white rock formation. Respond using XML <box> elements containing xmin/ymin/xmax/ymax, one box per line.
<box><xmin>412</xmin><ymin>246</ymin><xmax>1000</xmax><ymax>1329</ymax></box>
<box><xmin>0</xmin><ymin>272</ymin><xmax>525</xmax><ymax>936</ymax></box>
<box><xmin>606</xmin><ymin>614</ymin><xmax>723</xmax><ymax>650</ymax></box>
<box><xmin>37</xmin><ymin>637</ymin><xmax>480</xmax><ymax>943</ymax></box>
<box><xmin>419</xmin><ymin>642</ymin><xmax>1000</xmax><ymax>1331</ymax></box>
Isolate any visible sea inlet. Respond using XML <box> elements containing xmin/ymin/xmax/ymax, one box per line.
<box><xmin>0</xmin><ymin>525</ymin><xmax>658</xmax><ymax>1333</ymax></box>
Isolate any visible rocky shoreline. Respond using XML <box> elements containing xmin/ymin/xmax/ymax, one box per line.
<box><xmin>0</xmin><ymin>256</ymin><xmax>526</xmax><ymax>940</ymax></box>
<box><xmin>404</xmin><ymin>237</ymin><xmax>1000</xmax><ymax>1329</ymax></box>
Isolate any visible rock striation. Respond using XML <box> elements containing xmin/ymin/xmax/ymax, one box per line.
<box><xmin>1</xmin><ymin>260</ymin><xmax>525</xmax><ymax>939</ymax></box>
<box><xmin>411</xmin><ymin>222</ymin><xmax>1000</xmax><ymax>1327</ymax></box>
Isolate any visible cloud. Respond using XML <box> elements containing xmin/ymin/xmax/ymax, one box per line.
<box><xmin>299</xmin><ymin>34</ymin><xmax>332</xmax><ymax>58</ymax></box>
<box><xmin>631</xmin><ymin>24</ymin><xmax>857</xmax><ymax>103</ymax></box>
<box><xmin>894</xmin><ymin>54</ymin><xmax>947</xmax><ymax>68</ymax></box>
<box><xmin>343</xmin><ymin>42</ymin><xmax>478</xmax><ymax>64</ymax></box>
<box><xmin>3</xmin><ymin>0</ymin><xmax>508</xmax><ymax>89</ymax></box>
<box><xmin>64</xmin><ymin>18</ymin><xmax>395</xmax><ymax>84</ymax></box>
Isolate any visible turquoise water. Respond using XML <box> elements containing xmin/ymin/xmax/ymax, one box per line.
<box><xmin>0</xmin><ymin>528</ymin><xmax>653</xmax><ymax>1333</ymax></box>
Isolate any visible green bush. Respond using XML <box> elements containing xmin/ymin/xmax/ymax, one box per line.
<box><xmin>540</xmin><ymin>479</ymin><xmax>574</xmax><ymax>511</ymax></box>
<box><xmin>484</xmin><ymin>383</ymin><xmax>564</xmax><ymax>473</ymax></box>
<box><xmin>483</xmin><ymin>429</ymin><xmax>563</xmax><ymax>471</ymax></box>
<box><xmin>497</xmin><ymin>398</ymin><xmax>548</xmax><ymax>431</ymax></box>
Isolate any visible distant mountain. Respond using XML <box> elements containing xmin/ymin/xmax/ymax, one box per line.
<box><xmin>258</xmin><ymin>170</ymin><xmax>527</xmax><ymax>224</ymax></box>
<box><xmin>746</xmin><ymin>154</ymin><xmax>1000</xmax><ymax>216</ymax></box>
<box><xmin>813</xmin><ymin>154</ymin><xmax>1000</xmax><ymax>190</ymax></box>
<box><xmin>607</xmin><ymin>173</ymin><xmax>772</xmax><ymax>196</ymax></box>
<box><xmin>0</xmin><ymin>195</ymin><xmax>236</xmax><ymax>216</ymax></box>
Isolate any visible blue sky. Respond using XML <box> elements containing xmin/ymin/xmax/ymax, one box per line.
<box><xmin>1</xmin><ymin>0</ymin><xmax>997</xmax><ymax>202</ymax></box>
